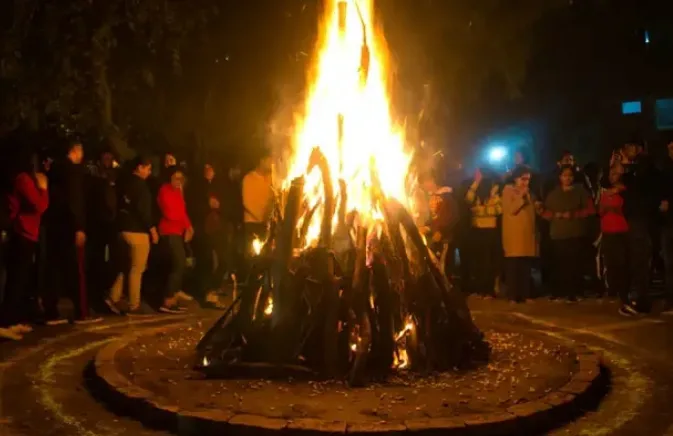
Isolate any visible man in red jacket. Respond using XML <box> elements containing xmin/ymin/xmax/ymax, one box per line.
<box><xmin>0</xmin><ymin>153</ymin><xmax>49</xmax><ymax>339</ymax></box>
<box><xmin>157</xmin><ymin>167</ymin><xmax>193</xmax><ymax>313</ymax></box>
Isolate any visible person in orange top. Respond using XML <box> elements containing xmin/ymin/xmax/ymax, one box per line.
<box><xmin>157</xmin><ymin>167</ymin><xmax>193</xmax><ymax>313</ymax></box>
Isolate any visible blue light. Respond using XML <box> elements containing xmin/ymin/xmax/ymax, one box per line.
<box><xmin>645</xmin><ymin>30</ymin><xmax>650</xmax><ymax>44</ymax></box>
<box><xmin>622</xmin><ymin>101</ymin><xmax>642</xmax><ymax>115</ymax></box>
<box><xmin>488</xmin><ymin>146</ymin><xmax>508</xmax><ymax>163</ymax></box>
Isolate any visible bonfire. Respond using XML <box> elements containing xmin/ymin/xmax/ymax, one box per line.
<box><xmin>196</xmin><ymin>0</ymin><xmax>485</xmax><ymax>386</ymax></box>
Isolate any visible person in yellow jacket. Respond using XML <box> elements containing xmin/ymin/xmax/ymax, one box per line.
<box><xmin>501</xmin><ymin>165</ymin><xmax>538</xmax><ymax>302</ymax></box>
<box><xmin>465</xmin><ymin>168</ymin><xmax>502</xmax><ymax>297</ymax></box>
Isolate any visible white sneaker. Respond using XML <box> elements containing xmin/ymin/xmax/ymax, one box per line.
<box><xmin>10</xmin><ymin>324</ymin><xmax>33</xmax><ymax>334</ymax></box>
<box><xmin>0</xmin><ymin>328</ymin><xmax>22</xmax><ymax>341</ymax></box>
<box><xmin>175</xmin><ymin>291</ymin><xmax>194</xmax><ymax>301</ymax></box>
<box><xmin>73</xmin><ymin>316</ymin><xmax>104</xmax><ymax>325</ymax></box>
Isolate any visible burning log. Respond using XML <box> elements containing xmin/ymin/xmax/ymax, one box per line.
<box><xmin>308</xmin><ymin>146</ymin><xmax>335</xmax><ymax>248</ymax></box>
<box><xmin>195</xmin><ymin>182</ymin><xmax>486</xmax><ymax>382</ymax></box>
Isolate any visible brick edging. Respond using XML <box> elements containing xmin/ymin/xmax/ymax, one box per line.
<box><xmin>90</xmin><ymin>324</ymin><xmax>607</xmax><ymax>436</ymax></box>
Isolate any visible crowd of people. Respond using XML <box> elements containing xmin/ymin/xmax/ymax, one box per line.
<box><xmin>0</xmin><ymin>140</ymin><xmax>274</xmax><ymax>340</ymax></box>
<box><xmin>1</xmin><ymin>136</ymin><xmax>671</xmax><ymax>341</ymax></box>
<box><xmin>420</xmin><ymin>141</ymin><xmax>673</xmax><ymax>317</ymax></box>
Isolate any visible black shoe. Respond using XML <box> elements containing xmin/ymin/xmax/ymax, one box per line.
<box><xmin>619</xmin><ymin>304</ymin><xmax>639</xmax><ymax>317</ymax></box>
<box><xmin>127</xmin><ymin>303</ymin><xmax>156</xmax><ymax>317</ymax></box>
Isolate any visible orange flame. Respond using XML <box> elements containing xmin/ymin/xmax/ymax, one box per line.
<box><xmin>286</xmin><ymin>0</ymin><xmax>414</xmax><ymax>246</ymax></box>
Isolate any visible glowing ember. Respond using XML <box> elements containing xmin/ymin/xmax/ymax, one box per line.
<box><xmin>394</xmin><ymin>348</ymin><xmax>409</xmax><ymax>369</ymax></box>
<box><xmin>286</xmin><ymin>0</ymin><xmax>414</xmax><ymax>245</ymax></box>
<box><xmin>393</xmin><ymin>317</ymin><xmax>414</xmax><ymax>369</ymax></box>
<box><xmin>252</xmin><ymin>238</ymin><xmax>263</xmax><ymax>256</ymax></box>
<box><xmin>264</xmin><ymin>296</ymin><xmax>273</xmax><ymax>316</ymax></box>
<box><xmin>395</xmin><ymin>319</ymin><xmax>415</xmax><ymax>342</ymax></box>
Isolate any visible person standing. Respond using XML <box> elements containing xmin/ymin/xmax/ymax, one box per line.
<box><xmin>189</xmin><ymin>163</ymin><xmax>227</xmax><ymax>303</ymax></box>
<box><xmin>421</xmin><ymin>186</ymin><xmax>458</xmax><ymax>277</ymax></box>
<box><xmin>658</xmin><ymin>140</ymin><xmax>673</xmax><ymax>304</ymax></box>
<box><xmin>540</xmin><ymin>166</ymin><xmax>595</xmax><ymax>302</ymax></box>
<box><xmin>501</xmin><ymin>165</ymin><xmax>538</xmax><ymax>302</ymax></box>
<box><xmin>465</xmin><ymin>168</ymin><xmax>502</xmax><ymax>297</ymax></box>
<box><xmin>0</xmin><ymin>153</ymin><xmax>49</xmax><ymax>339</ymax></box>
<box><xmin>242</xmin><ymin>156</ymin><xmax>274</xmax><ymax>241</ymax></box>
<box><xmin>621</xmin><ymin>141</ymin><xmax>658</xmax><ymax>313</ymax></box>
<box><xmin>419</xmin><ymin>171</ymin><xmax>459</xmax><ymax>278</ymax></box>
<box><xmin>105</xmin><ymin>156</ymin><xmax>157</xmax><ymax>316</ymax></box>
<box><xmin>44</xmin><ymin>141</ymin><xmax>102</xmax><ymax>324</ymax></box>
<box><xmin>599</xmin><ymin>165</ymin><xmax>635</xmax><ymax>315</ymax></box>
<box><xmin>241</xmin><ymin>156</ymin><xmax>274</xmax><ymax>280</ymax></box>
<box><xmin>157</xmin><ymin>167</ymin><xmax>193</xmax><ymax>313</ymax></box>
<box><xmin>87</xmin><ymin>149</ymin><xmax>118</xmax><ymax>307</ymax></box>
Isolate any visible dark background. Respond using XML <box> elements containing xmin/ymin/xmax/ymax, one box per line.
<box><xmin>1</xmin><ymin>0</ymin><xmax>672</xmax><ymax>171</ymax></box>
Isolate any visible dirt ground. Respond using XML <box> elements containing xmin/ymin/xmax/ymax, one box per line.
<box><xmin>116</xmin><ymin>320</ymin><xmax>577</xmax><ymax>423</ymax></box>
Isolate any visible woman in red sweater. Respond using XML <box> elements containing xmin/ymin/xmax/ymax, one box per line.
<box><xmin>157</xmin><ymin>167</ymin><xmax>193</xmax><ymax>313</ymax></box>
<box><xmin>0</xmin><ymin>153</ymin><xmax>49</xmax><ymax>339</ymax></box>
<box><xmin>599</xmin><ymin>164</ymin><xmax>635</xmax><ymax>316</ymax></box>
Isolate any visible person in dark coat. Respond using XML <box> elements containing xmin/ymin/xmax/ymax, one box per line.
<box><xmin>620</xmin><ymin>141</ymin><xmax>659</xmax><ymax>313</ymax></box>
<box><xmin>189</xmin><ymin>163</ymin><xmax>229</xmax><ymax>303</ymax></box>
<box><xmin>43</xmin><ymin>140</ymin><xmax>102</xmax><ymax>324</ymax></box>
<box><xmin>106</xmin><ymin>156</ymin><xmax>157</xmax><ymax>316</ymax></box>
<box><xmin>86</xmin><ymin>148</ymin><xmax>119</xmax><ymax>308</ymax></box>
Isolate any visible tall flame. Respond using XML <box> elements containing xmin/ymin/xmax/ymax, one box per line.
<box><xmin>287</xmin><ymin>0</ymin><xmax>413</xmax><ymax>245</ymax></box>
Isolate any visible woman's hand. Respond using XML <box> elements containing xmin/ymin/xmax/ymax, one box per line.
<box><xmin>35</xmin><ymin>172</ymin><xmax>48</xmax><ymax>190</ymax></box>
<box><xmin>150</xmin><ymin>227</ymin><xmax>159</xmax><ymax>244</ymax></box>
<box><xmin>185</xmin><ymin>227</ymin><xmax>194</xmax><ymax>243</ymax></box>
<box><xmin>474</xmin><ymin>168</ymin><xmax>482</xmax><ymax>184</ymax></box>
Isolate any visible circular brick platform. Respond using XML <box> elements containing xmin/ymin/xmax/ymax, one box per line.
<box><xmin>90</xmin><ymin>322</ymin><xmax>606</xmax><ymax>436</ymax></box>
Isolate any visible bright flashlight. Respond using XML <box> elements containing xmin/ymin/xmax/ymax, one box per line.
<box><xmin>488</xmin><ymin>146</ymin><xmax>508</xmax><ymax>163</ymax></box>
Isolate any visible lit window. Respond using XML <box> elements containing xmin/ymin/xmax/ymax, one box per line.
<box><xmin>622</xmin><ymin>101</ymin><xmax>642</xmax><ymax>115</ymax></box>
<box><xmin>656</xmin><ymin>99</ymin><xmax>673</xmax><ymax>131</ymax></box>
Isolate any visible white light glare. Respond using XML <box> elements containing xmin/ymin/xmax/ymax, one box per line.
<box><xmin>488</xmin><ymin>146</ymin><xmax>508</xmax><ymax>163</ymax></box>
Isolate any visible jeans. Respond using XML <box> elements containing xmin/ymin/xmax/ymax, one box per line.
<box><xmin>551</xmin><ymin>237</ymin><xmax>583</xmax><ymax>299</ymax></box>
<box><xmin>109</xmin><ymin>232</ymin><xmax>150</xmax><ymax>309</ymax></box>
<box><xmin>602</xmin><ymin>232</ymin><xmax>629</xmax><ymax>304</ymax></box>
<box><xmin>505</xmin><ymin>257</ymin><xmax>533</xmax><ymax>302</ymax></box>
<box><xmin>162</xmin><ymin>235</ymin><xmax>186</xmax><ymax>299</ymax></box>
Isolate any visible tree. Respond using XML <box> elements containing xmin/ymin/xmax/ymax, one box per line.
<box><xmin>0</xmin><ymin>0</ymin><xmax>216</xmax><ymax>157</ymax></box>
<box><xmin>1</xmin><ymin>0</ymin><xmax>568</xmax><ymax>162</ymax></box>
<box><xmin>380</xmin><ymin>0</ymin><xmax>567</xmax><ymax>154</ymax></box>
